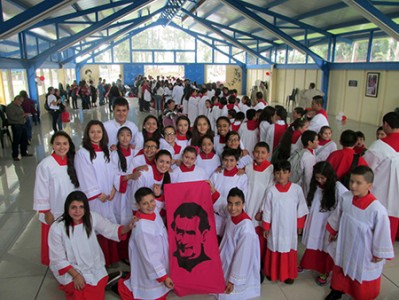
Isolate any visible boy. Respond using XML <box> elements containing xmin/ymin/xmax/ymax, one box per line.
<box><xmin>116</xmin><ymin>187</ymin><xmax>173</xmax><ymax>300</ymax></box>
<box><xmin>308</xmin><ymin>96</ymin><xmax>329</xmax><ymax>134</ymax></box>
<box><xmin>327</xmin><ymin>130</ymin><xmax>368</xmax><ymax>182</ymax></box>
<box><xmin>264</xmin><ymin>106</ymin><xmax>288</xmax><ymax>153</ymax></box>
<box><xmin>262</xmin><ymin>160</ymin><xmax>308</xmax><ymax>284</ymax></box>
<box><xmin>245</xmin><ymin>142</ymin><xmax>274</xmax><ymax>261</ymax></box>
<box><xmin>325</xmin><ymin>166</ymin><xmax>394</xmax><ymax>300</ymax></box>
<box><xmin>239</xmin><ymin>109</ymin><xmax>259</xmax><ymax>156</ymax></box>
<box><xmin>218</xmin><ymin>188</ymin><xmax>260</xmax><ymax>300</ymax></box>
<box><xmin>103</xmin><ymin>97</ymin><xmax>139</xmax><ymax>151</ymax></box>
<box><xmin>354</xmin><ymin>131</ymin><xmax>367</xmax><ymax>155</ymax></box>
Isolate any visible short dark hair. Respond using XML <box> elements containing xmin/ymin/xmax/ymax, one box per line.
<box><xmin>351</xmin><ymin>165</ymin><xmax>374</xmax><ymax>183</ymax></box>
<box><xmin>301</xmin><ymin>130</ymin><xmax>318</xmax><ymax>147</ymax></box>
<box><xmin>135</xmin><ymin>187</ymin><xmax>155</xmax><ymax>204</ymax></box>
<box><xmin>222</xmin><ymin>148</ymin><xmax>240</xmax><ymax>161</ymax></box>
<box><xmin>383</xmin><ymin>112</ymin><xmax>399</xmax><ymax>129</ymax></box>
<box><xmin>340</xmin><ymin>130</ymin><xmax>358</xmax><ymax>147</ymax></box>
<box><xmin>355</xmin><ymin>131</ymin><xmax>365</xmax><ymax>140</ymax></box>
<box><xmin>246</xmin><ymin>109</ymin><xmax>256</xmax><ymax>121</ymax></box>
<box><xmin>171</xmin><ymin>202</ymin><xmax>210</xmax><ymax>233</ymax></box>
<box><xmin>256</xmin><ymin>92</ymin><xmax>263</xmax><ymax>99</ymax></box>
<box><xmin>227</xmin><ymin>187</ymin><xmax>245</xmax><ymax>203</ymax></box>
<box><xmin>254</xmin><ymin>141</ymin><xmax>270</xmax><ymax>152</ymax></box>
<box><xmin>235</xmin><ymin>112</ymin><xmax>245</xmax><ymax>121</ymax></box>
<box><xmin>312</xmin><ymin>95</ymin><xmax>324</xmax><ymax>106</ymax></box>
<box><xmin>273</xmin><ymin>160</ymin><xmax>291</xmax><ymax>172</ymax></box>
<box><xmin>112</xmin><ymin>97</ymin><xmax>129</xmax><ymax>109</ymax></box>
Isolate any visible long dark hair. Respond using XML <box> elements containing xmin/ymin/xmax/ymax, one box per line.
<box><xmin>307</xmin><ymin>162</ymin><xmax>338</xmax><ymax>211</ymax></box>
<box><xmin>51</xmin><ymin>131</ymin><xmax>79</xmax><ymax>188</ymax></box>
<box><xmin>191</xmin><ymin>115</ymin><xmax>214</xmax><ymax>147</ymax></box>
<box><xmin>60</xmin><ymin>191</ymin><xmax>92</xmax><ymax>238</ymax></box>
<box><xmin>116</xmin><ymin>126</ymin><xmax>132</xmax><ymax>173</ymax></box>
<box><xmin>277</xmin><ymin>118</ymin><xmax>308</xmax><ymax>161</ymax></box>
<box><xmin>142</xmin><ymin>115</ymin><xmax>162</xmax><ymax>141</ymax></box>
<box><xmin>176</xmin><ymin>115</ymin><xmax>192</xmax><ymax>139</ymax></box>
<box><xmin>258</xmin><ymin>106</ymin><xmax>276</xmax><ymax>123</ymax></box>
<box><xmin>82</xmin><ymin>120</ymin><xmax>110</xmax><ymax>162</ymax></box>
<box><xmin>155</xmin><ymin>150</ymin><xmax>172</xmax><ymax>190</ymax></box>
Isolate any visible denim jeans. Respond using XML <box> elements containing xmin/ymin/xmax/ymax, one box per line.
<box><xmin>11</xmin><ymin>124</ymin><xmax>28</xmax><ymax>157</ymax></box>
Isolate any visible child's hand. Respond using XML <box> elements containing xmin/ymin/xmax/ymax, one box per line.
<box><xmin>263</xmin><ymin>230</ymin><xmax>270</xmax><ymax>239</ymax></box>
<box><xmin>136</xmin><ymin>165</ymin><xmax>149</xmax><ymax>172</ymax></box>
<box><xmin>205</xmin><ymin>180</ymin><xmax>216</xmax><ymax>193</ymax></box>
<box><xmin>44</xmin><ymin>211</ymin><xmax>55</xmax><ymax>225</ymax></box>
<box><xmin>225</xmin><ymin>282</ymin><xmax>234</xmax><ymax>294</ymax></box>
<box><xmin>131</xmin><ymin>169</ymin><xmax>142</xmax><ymax>180</ymax></box>
<box><xmin>297</xmin><ymin>228</ymin><xmax>303</xmax><ymax>235</ymax></box>
<box><xmin>153</xmin><ymin>184</ymin><xmax>161</xmax><ymax>197</ymax></box>
<box><xmin>73</xmin><ymin>273</ymin><xmax>86</xmax><ymax>290</ymax></box>
<box><xmin>98</xmin><ymin>193</ymin><xmax>108</xmax><ymax>202</ymax></box>
<box><xmin>242</xmin><ymin>149</ymin><xmax>249</xmax><ymax>156</ymax></box>
<box><xmin>372</xmin><ymin>257</ymin><xmax>383</xmax><ymax>263</ymax></box>
<box><xmin>129</xmin><ymin>144</ymin><xmax>136</xmax><ymax>150</ymax></box>
<box><xmin>237</xmin><ymin>168</ymin><xmax>246</xmax><ymax>176</ymax></box>
<box><xmin>255</xmin><ymin>211</ymin><xmax>263</xmax><ymax>221</ymax></box>
<box><xmin>164</xmin><ymin>277</ymin><xmax>174</xmax><ymax>289</ymax></box>
<box><xmin>175</xmin><ymin>159</ymin><xmax>182</xmax><ymax>166</ymax></box>
<box><xmin>328</xmin><ymin>233</ymin><xmax>337</xmax><ymax>242</ymax></box>
<box><xmin>110</xmin><ymin>144</ymin><xmax>117</xmax><ymax>151</ymax></box>
<box><xmin>216</xmin><ymin>166</ymin><xmax>223</xmax><ymax>173</ymax></box>
<box><xmin>108</xmin><ymin>187</ymin><xmax>116</xmax><ymax>201</ymax></box>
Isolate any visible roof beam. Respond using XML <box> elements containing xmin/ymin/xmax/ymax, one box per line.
<box><xmin>30</xmin><ymin>0</ymin><xmax>156</xmax><ymax>68</ymax></box>
<box><xmin>219</xmin><ymin>0</ymin><xmax>326</xmax><ymax>67</ymax></box>
<box><xmin>342</xmin><ymin>0</ymin><xmax>399</xmax><ymax>40</ymax></box>
<box><xmin>0</xmin><ymin>0</ymin><xmax>78</xmax><ymax>40</ymax></box>
<box><xmin>182</xmin><ymin>8</ymin><xmax>273</xmax><ymax>64</ymax></box>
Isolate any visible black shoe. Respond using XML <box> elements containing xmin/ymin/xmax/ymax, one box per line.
<box><xmin>284</xmin><ymin>278</ymin><xmax>294</xmax><ymax>284</ymax></box>
<box><xmin>110</xmin><ymin>280</ymin><xmax>120</xmax><ymax>296</ymax></box>
<box><xmin>325</xmin><ymin>290</ymin><xmax>343</xmax><ymax>300</ymax></box>
<box><xmin>266</xmin><ymin>275</ymin><xmax>272</xmax><ymax>281</ymax></box>
<box><xmin>13</xmin><ymin>157</ymin><xmax>20</xmax><ymax>161</ymax></box>
<box><xmin>22</xmin><ymin>153</ymin><xmax>33</xmax><ymax>157</ymax></box>
<box><xmin>260</xmin><ymin>271</ymin><xmax>265</xmax><ymax>284</ymax></box>
<box><xmin>106</xmin><ymin>271</ymin><xmax>122</xmax><ymax>290</ymax></box>
<box><xmin>120</xmin><ymin>258</ymin><xmax>130</xmax><ymax>266</ymax></box>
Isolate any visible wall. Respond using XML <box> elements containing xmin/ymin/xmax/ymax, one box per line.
<box><xmin>225</xmin><ymin>65</ymin><xmax>242</xmax><ymax>95</ymax></box>
<box><xmin>124</xmin><ymin>65</ymin><xmax>144</xmax><ymax>85</ymax></box>
<box><xmin>246</xmin><ymin>68</ymin><xmax>272</xmax><ymax>98</ymax></box>
<box><xmin>79</xmin><ymin>65</ymin><xmax>100</xmax><ymax>84</ymax></box>
<box><xmin>328</xmin><ymin>69</ymin><xmax>399</xmax><ymax>126</ymax></box>
<box><xmin>185</xmin><ymin>64</ymin><xmax>205</xmax><ymax>85</ymax></box>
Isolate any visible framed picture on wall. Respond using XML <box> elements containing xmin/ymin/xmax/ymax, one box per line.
<box><xmin>366</xmin><ymin>72</ymin><xmax>379</xmax><ymax>97</ymax></box>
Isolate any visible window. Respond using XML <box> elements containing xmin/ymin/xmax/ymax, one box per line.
<box><xmin>114</xmin><ymin>39</ymin><xmax>130</xmax><ymax>63</ymax></box>
<box><xmin>214</xmin><ymin>46</ymin><xmax>230</xmax><ymax>63</ymax></box>
<box><xmin>206</xmin><ymin>65</ymin><xmax>226</xmax><ymax>83</ymax></box>
<box><xmin>11</xmin><ymin>69</ymin><xmax>28</xmax><ymax>98</ymax></box>
<box><xmin>197</xmin><ymin>40</ymin><xmax>212</xmax><ymax>63</ymax></box>
<box><xmin>99</xmin><ymin>65</ymin><xmax>121</xmax><ymax>84</ymax></box>
<box><xmin>371</xmin><ymin>37</ymin><xmax>399</xmax><ymax>62</ymax></box>
<box><xmin>176</xmin><ymin>52</ymin><xmax>195</xmax><ymax>63</ymax></box>
<box><xmin>287</xmin><ymin>49</ymin><xmax>306</xmax><ymax>63</ymax></box>
<box><xmin>144</xmin><ymin>65</ymin><xmax>184</xmax><ymax>78</ymax></box>
<box><xmin>95</xmin><ymin>49</ymin><xmax>112</xmax><ymax>63</ymax></box>
<box><xmin>154</xmin><ymin>51</ymin><xmax>174</xmax><ymax>63</ymax></box>
<box><xmin>309</xmin><ymin>44</ymin><xmax>329</xmax><ymax>61</ymax></box>
<box><xmin>132</xmin><ymin>51</ymin><xmax>152</xmax><ymax>63</ymax></box>
<box><xmin>1</xmin><ymin>70</ymin><xmax>12</xmax><ymax>104</ymax></box>
<box><xmin>335</xmin><ymin>40</ymin><xmax>368</xmax><ymax>63</ymax></box>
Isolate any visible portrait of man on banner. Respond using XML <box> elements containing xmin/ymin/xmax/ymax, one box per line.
<box><xmin>164</xmin><ymin>181</ymin><xmax>225</xmax><ymax>297</ymax></box>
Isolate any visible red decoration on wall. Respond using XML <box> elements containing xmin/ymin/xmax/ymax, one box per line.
<box><xmin>39</xmin><ymin>76</ymin><xmax>45</xmax><ymax>81</ymax></box>
<box><xmin>265</xmin><ymin>72</ymin><xmax>270</xmax><ymax>76</ymax></box>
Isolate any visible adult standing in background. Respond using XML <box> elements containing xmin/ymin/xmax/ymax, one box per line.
<box><xmin>98</xmin><ymin>77</ymin><xmax>105</xmax><ymax>106</ymax></box>
<box><xmin>19</xmin><ymin>90</ymin><xmax>37</xmax><ymax>144</ymax></box>
<box><xmin>47</xmin><ymin>87</ymin><xmax>63</xmax><ymax>132</ymax></box>
<box><xmin>300</xmin><ymin>83</ymin><xmax>324</xmax><ymax>108</ymax></box>
<box><xmin>172</xmin><ymin>79</ymin><xmax>184</xmax><ymax>106</ymax></box>
<box><xmin>70</xmin><ymin>80</ymin><xmax>79</xmax><ymax>109</ymax></box>
<box><xmin>108</xmin><ymin>83</ymin><xmax>122</xmax><ymax>112</ymax></box>
<box><xmin>6</xmin><ymin>95</ymin><xmax>32</xmax><ymax>161</ymax></box>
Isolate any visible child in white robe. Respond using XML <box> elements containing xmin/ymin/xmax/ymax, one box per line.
<box><xmin>74</xmin><ymin>120</ymin><xmax>118</xmax><ymax>266</ymax></box>
<box><xmin>239</xmin><ymin>109</ymin><xmax>259</xmax><ymax>157</ymax></box>
<box><xmin>49</xmin><ymin>191</ymin><xmax>133</xmax><ymax>300</ymax></box>
<box><xmin>196</xmin><ymin>135</ymin><xmax>220</xmax><ymax>179</ymax></box>
<box><xmin>315</xmin><ymin>126</ymin><xmax>337</xmax><ymax>162</ymax></box>
<box><xmin>210</xmin><ymin>97</ymin><xmax>222</xmax><ymax>132</ymax></box>
<box><xmin>214</xmin><ymin>116</ymin><xmax>231</xmax><ymax>157</ymax></box>
<box><xmin>262</xmin><ymin>160</ymin><xmax>308</xmax><ymax>284</ymax></box>
<box><xmin>171</xmin><ymin>146</ymin><xmax>207</xmax><ymax>183</ymax></box>
<box><xmin>175</xmin><ymin>115</ymin><xmax>191</xmax><ymax>149</ymax></box>
<box><xmin>188</xmin><ymin>89</ymin><xmax>200</xmax><ymax>127</ymax></box>
<box><xmin>131</xmin><ymin>137</ymin><xmax>159</xmax><ymax>171</ymax></box>
<box><xmin>190</xmin><ymin>115</ymin><xmax>214</xmax><ymax>147</ymax></box>
<box><xmin>225</xmin><ymin>131</ymin><xmax>253</xmax><ymax>170</ymax></box>
<box><xmin>117</xmin><ymin>187</ymin><xmax>173</xmax><ymax>300</ymax></box>
<box><xmin>299</xmin><ymin>162</ymin><xmax>347</xmax><ymax>286</ymax></box>
<box><xmin>325</xmin><ymin>166</ymin><xmax>394</xmax><ymax>300</ymax></box>
<box><xmin>33</xmin><ymin>131</ymin><xmax>79</xmax><ymax>266</ymax></box>
<box><xmin>218</xmin><ymin>188</ymin><xmax>260</xmax><ymax>300</ymax></box>
<box><xmin>163</xmin><ymin>126</ymin><xmax>183</xmax><ymax>169</ymax></box>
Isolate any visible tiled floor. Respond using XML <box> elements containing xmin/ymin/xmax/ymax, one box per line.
<box><xmin>0</xmin><ymin>98</ymin><xmax>398</xmax><ymax>300</ymax></box>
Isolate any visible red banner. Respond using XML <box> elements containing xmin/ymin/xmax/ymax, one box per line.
<box><xmin>164</xmin><ymin>181</ymin><xmax>225</xmax><ymax>296</ymax></box>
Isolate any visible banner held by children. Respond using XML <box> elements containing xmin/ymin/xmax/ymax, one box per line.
<box><xmin>164</xmin><ymin>181</ymin><xmax>225</xmax><ymax>296</ymax></box>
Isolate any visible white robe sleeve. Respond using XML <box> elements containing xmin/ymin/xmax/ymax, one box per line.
<box><xmin>301</xmin><ymin>153</ymin><xmax>316</xmax><ymax>197</ymax></box>
<box><xmin>75</xmin><ymin>150</ymin><xmax>101</xmax><ymax>199</ymax></box>
<box><xmin>296</xmin><ymin>185</ymin><xmax>309</xmax><ymax>218</ymax></box>
<box><xmin>372</xmin><ymin>207</ymin><xmax>395</xmax><ymax>259</ymax></box>
<box><xmin>92</xmin><ymin>212</ymin><xmax>121</xmax><ymax>242</ymax></box>
<box><xmin>48</xmin><ymin>222</ymin><xmax>72</xmax><ymax>273</ymax></box>
<box><xmin>33</xmin><ymin>161</ymin><xmax>51</xmax><ymax>211</ymax></box>
<box><xmin>262</xmin><ymin>188</ymin><xmax>273</xmax><ymax>224</ymax></box>
<box><xmin>327</xmin><ymin>191</ymin><xmax>347</xmax><ymax>232</ymax></box>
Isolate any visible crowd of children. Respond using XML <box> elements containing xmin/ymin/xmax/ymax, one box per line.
<box><xmin>33</xmin><ymin>83</ymin><xmax>398</xmax><ymax>300</ymax></box>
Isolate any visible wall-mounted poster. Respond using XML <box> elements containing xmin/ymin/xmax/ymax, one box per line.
<box><xmin>366</xmin><ymin>72</ymin><xmax>380</xmax><ymax>97</ymax></box>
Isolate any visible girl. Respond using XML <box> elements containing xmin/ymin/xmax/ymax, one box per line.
<box><xmin>210</xmin><ymin>96</ymin><xmax>223</xmax><ymax>132</ymax></box>
<box><xmin>187</xmin><ymin>88</ymin><xmax>199</xmax><ymax>126</ymax></box>
<box><xmin>196</xmin><ymin>135</ymin><xmax>220</xmax><ymax>179</ymax></box>
<box><xmin>131</xmin><ymin>150</ymin><xmax>172</xmax><ymax>213</ymax></box>
<box><xmin>259</xmin><ymin>106</ymin><xmax>276</xmax><ymax>143</ymax></box>
<box><xmin>75</xmin><ymin>120</ymin><xmax>118</xmax><ymax>266</ymax></box>
<box><xmin>33</xmin><ymin>131</ymin><xmax>79</xmax><ymax>266</ymax></box>
<box><xmin>48</xmin><ymin>191</ymin><xmax>133</xmax><ymax>300</ymax></box>
<box><xmin>204</xmin><ymin>99</ymin><xmax>213</xmax><ymax>122</ymax></box>
<box><xmin>133</xmin><ymin>115</ymin><xmax>172</xmax><ymax>155</ymax></box>
<box><xmin>225</xmin><ymin>131</ymin><xmax>253</xmax><ymax>169</ymax></box>
<box><xmin>262</xmin><ymin>160</ymin><xmax>308</xmax><ymax>284</ymax></box>
<box><xmin>47</xmin><ymin>86</ymin><xmax>63</xmax><ymax>132</ymax></box>
<box><xmin>163</xmin><ymin>126</ymin><xmax>183</xmax><ymax>169</ymax></box>
<box><xmin>171</xmin><ymin>146</ymin><xmax>207</xmax><ymax>183</ymax></box>
<box><xmin>315</xmin><ymin>126</ymin><xmax>337</xmax><ymax>162</ymax></box>
<box><xmin>292</xmin><ymin>107</ymin><xmax>306</xmax><ymax>122</ymax></box>
<box><xmin>239</xmin><ymin>109</ymin><xmax>259</xmax><ymax>156</ymax></box>
<box><xmin>190</xmin><ymin>115</ymin><xmax>214</xmax><ymax>147</ymax></box>
<box><xmin>299</xmin><ymin>162</ymin><xmax>347</xmax><ymax>285</ymax></box>
<box><xmin>218</xmin><ymin>188</ymin><xmax>260</xmax><ymax>300</ymax></box>
<box><xmin>238</xmin><ymin>95</ymin><xmax>251</xmax><ymax>116</ymax></box>
<box><xmin>175</xmin><ymin>115</ymin><xmax>192</xmax><ymax>149</ymax></box>
<box><xmin>214</xmin><ymin>116</ymin><xmax>231</xmax><ymax>157</ymax></box>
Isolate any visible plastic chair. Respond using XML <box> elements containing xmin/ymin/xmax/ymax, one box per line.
<box><xmin>286</xmin><ymin>88</ymin><xmax>298</xmax><ymax>109</ymax></box>
<box><xmin>0</xmin><ymin>108</ymin><xmax>13</xmax><ymax>148</ymax></box>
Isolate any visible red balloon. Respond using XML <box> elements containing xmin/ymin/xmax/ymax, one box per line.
<box><xmin>39</xmin><ymin>76</ymin><xmax>45</xmax><ymax>81</ymax></box>
<box><xmin>265</xmin><ymin>72</ymin><xmax>270</xmax><ymax>76</ymax></box>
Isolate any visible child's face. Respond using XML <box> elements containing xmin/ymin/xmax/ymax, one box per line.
<box><xmin>144</xmin><ymin>118</ymin><xmax>158</xmax><ymax>134</ymax></box>
<box><xmin>292</xmin><ymin>110</ymin><xmax>301</xmax><ymax>120</ymax></box>
<box><xmin>315</xmin><ymin>173</ymin><xmax>327</xmax><ymax>186</ymax></box>
<box><xmin>321</xmin><ymin>129</ymin><xmax>332</xmax><ymax>141</ymax></box>
<box><xmin>177</xmin><ymin>120</ymin><xmax>189</xmax><ymax>135</ymax></box>
<box><xmin>167</xmin><ymin>101</ymin><xmax>175</xmax><ymax>110</ymax></box>
<box><xmin>196</xmin><ymin>118</ymin><xmax>209</xmax><ymax>135</ymax></box>
<box><xmin>114</xmin><ymin>105</ymin><xmax>129</xmax><ymax>124</ymax></box>
<box><xmin>217</xmin><ymin>120</ymin><xmax>230</xmax><ymax>136</ymax></box>
<box><xmin>155</xmin><ymin>154</ymin><xmax>171</xmax><ymax>173</ymax></box>
<box><xmin>68</xmin><ymin>200</ymin><xmax>85</xmax><ymax>224</ymax></box>
<box><xmin>143</xmin><ymin>141</ymin><xmax>158</xmax><ymax>160</ymax></box>
<box><xmin>356</xmin><ymin>137</ymin><xmax>365</xmax><ymax>147</ymax></box>
<box><xmin>349</xmin><ymin>174</ymin><xmax>372</xmax><ymax>197</ymax></box>
<box><xmin>308</xmin><ymin>136</ymin><xmax>319</xmax><ymax>150</ymax></box>
<box><xmin>376</xmin><ymin>130</ymin><xmax>387</xmax><ymax>140</ymax></box>
<box><xmin>253</xmin><ymin>146</ymin><xmax>269</xmax><ymax>165</ymax></box>
<box><xmin>201</xmin><ymin>138</ymin><xmax>214</xmax><ymax>154</ymax></box>
<box><xmin>164</xmin><ymin>128</ymin><xmax>176</xmax><ymax>144</ymax></box>
<box><xmin>52</xmin><ymin>136</ymin><xmax>70</xmax><ymax>158</ymax></box>
<box><xmin>89</xmin><ymin>125</ymin><xmax>103</xmax><ymax>145</ymax></box>
<box><xmin>298</xmin><ymin>122</ymin><xmax>309</xmax><ymax>133</ymax></box>
<box><xmin>138</xmin><ymin>194</ymin><xmax>156</xmax><ymax>215</ymax></box>
<box><xmin>227</xmin><ymin>196</ymin><xmax>244</xmax><ymax>217</ymax></box>
<box><xmin>227</xmin><ymin>134</ymin><xmax>240</xmax><ymax>149</ymax></box>
<box><xmin>182</xmin><ymin>151</ymin><xmax>196</xmax><ymax>168</ymax></box>
<box><xmin>222</xmin><ymin>155</ymin><xmax>237</xmax><ymax>171</ymax></box>
<box><xmin>274</xmin><ymin>170</ymin><xmax>290</xmax><ymax>185</ymax></box>
<box><xmin>205</xmin><ymin>101</ymin><xmax>211</xmax><ymax>109</ymax></box>
<box><xmin>118</xmin><ymin>130</ymin><xmax>132</xmax><ymax>149</ymax></box>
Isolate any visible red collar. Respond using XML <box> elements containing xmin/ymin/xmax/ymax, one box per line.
<box><xmin>135</xmin><ymin>149</ymin><xmax>144</xmax><ymax>157</ymax></box>
<box><xmin>354</xmin><ymin>145</ymin><xmax>366</xmax><ymax>155</ymax></box>
<box><xmin>223</xmin><ymin>166</ymin><xmax>238</xmax><ymax>177</ymax></box>
<box><xmin>150</xmin><ymin>164</ymin><xmax>164</xmax><ymax>181</ymax></box>
<box><xmin>247</xmin><ymin>120</ymin><xmax>258</xmax><ymax>131</ymax></box>
<box><xmin>258</xmin><ymin>99</ymin><xmax>267</xmax><ymax>105</ymax></box>
<box><xmin>173</xmin><ymin>143</ymin><xmax>182</xmax><ymax>154</ymax></box>
<box><xmin>176</xmin><ymin>134</ymin><xmax>187</xmax><ymax>141</ymax></box>
<box><xmin>180</xmin><ymin>164</ymin><xmax>195</xmax><ymax>172</ymax></box>
<box><xmin>292</xmin><ymin>130</ymin><xmax>301</xmax><ymax>144</ymax></box>
<box><xmin>231</xmin><ymin>122</ymin><xmax>242</xmax><ymax>132</ymax></box>
<box><xmin>317</xmin><ymin>109</ymin><xmax>328</xmax><ymax>120</ymax></box>
<box><xmin>145</xmin><ymin>156</ymin><xmax>155</xmax><ymax>167</ymax></box>
<box><xmin>231</xmin><ymin>211</ymin><xmax>251</xmax><ymax>224</ymax></box>
<box><xmin>352</xmin><ymin>192</ymin><xmax>376</xmax><ymax>210</ymax></box>
<box><xmin>72</xmin><ymin>220</ymin><xmax>83</xmax><ymax>226</ymax></box>
<box><xmin>199</xmin><ymin>152</ymin><xmax>215</xmax><ymax>159</ymax></box>
<box><xmin>318</xmin><ymin>138</ymin><xmax>331</xmax><ymax>146</ymax></box>
<box><xmin>51</xmin><ymin>153</ymin><xmax>67</xmax><ymax>166</ymax></box>
<box><xmin>307</xmin><ymin>148</ymin><xmax>314</xmax><ymax>155</ymax></box>
<box><xmin>91</xmin><ymin>143</ymin><xmax>103</xmax><ymax>152</ymax></box>
<box><xmin>136</xmin><ymin>211</ymin><xmax>156</xmax><ymax>221</ymax></box>
<box><xmin>253</xmin><ymin>160</ymin><xmax>271</xmax><ymax>172</ymax></box>
<box><xmin>275</xmin><ymin>182</ymin><xmax>292</xmax><ymax>192</ymax></box>
<box><xmin>226</xmin><ymin>103</ymin><xmax>236</xmax><ymax>110</ymax></box>
<box><xmin>216</xmin><ymin>103</ymin><xmax>223</xmax><ymax>109</ymax></box>
<box><xmin>219</xmin><ymin>135</ymin><xmax>226</xmax><ymax>144</ymax></box>
<box><xmin>119</xmin><ymin>146</ymin><xmax>131</xmax><ymax>157</ymax></box>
